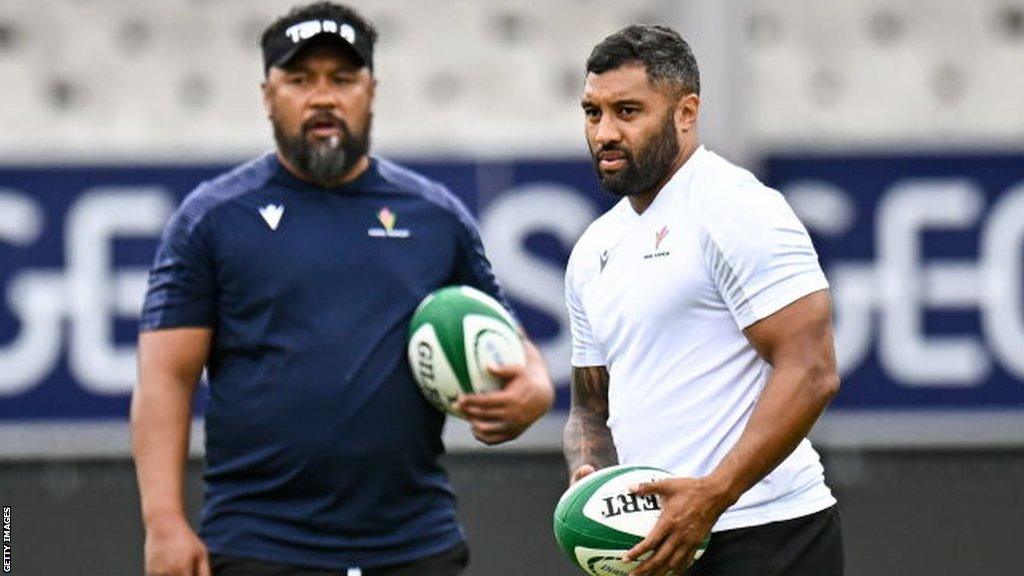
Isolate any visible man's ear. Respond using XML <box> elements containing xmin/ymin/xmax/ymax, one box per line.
<box><xmin>368</xmin><ymin>76</ymin><xmax>378</xmax><ymax>109</ymax></box>
<box><xmin>261</xmin><ymin>80</ymin><xmax>273</xmax><ymax>119</ymax></box>
<box><xmin>675</xmin><ymin>92</ymin><xmax>700</xmax><ymax>133</ymax></box>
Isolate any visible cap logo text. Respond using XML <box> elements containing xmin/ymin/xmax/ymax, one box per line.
<box><xmin>285</xmin><ymin>19</ymin><xmax>356</xmax><ymax>44</ymax></box>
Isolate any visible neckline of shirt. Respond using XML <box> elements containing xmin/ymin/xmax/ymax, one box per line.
<box><xmin>621</xmin><ymin>144</ymin><xmax>708</xmax><ymax>221</ymax></box>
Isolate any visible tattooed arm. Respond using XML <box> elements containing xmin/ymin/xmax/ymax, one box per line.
<box><xmin>563</xmin><ymin>365</ymin><xmax>617</xmax><ymax>482</ymax></box>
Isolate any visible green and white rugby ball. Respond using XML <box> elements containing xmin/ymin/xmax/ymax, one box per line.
<box><xmin>553</xmin><ymin>465</ymin><xmax>708</xmax><ymax>576</ymax></box>
<box><xmin>407</xmin><ymin>285</ymin><xmax>524</xmax><ymax>416</ymax></box>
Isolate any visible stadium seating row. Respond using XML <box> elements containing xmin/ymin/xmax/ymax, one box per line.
<box><xmin>0</xmin><ymin>0</ymin><xmax>1020</xmax><ymax>158</ymax></box>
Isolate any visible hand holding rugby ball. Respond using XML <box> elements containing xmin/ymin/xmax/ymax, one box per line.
<box><xmin>554</xmin><ymin>465</ymin><xmax>709</xmax><ymax>576</ymax></box>
<box><xmin>407</xmin><ymin>285</ymin><xmax>525</xmax><ymax>416</ymax></box>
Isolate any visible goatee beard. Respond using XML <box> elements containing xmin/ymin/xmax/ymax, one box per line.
<box><xmin>592</xmin><ymin>114</ymin><xmax>679</xmax><ymax>198</ymax></box>
<box><xmin>274</xmin><ymin>114</ymin><xmax>372</xmax><ymax>187</ymax></box>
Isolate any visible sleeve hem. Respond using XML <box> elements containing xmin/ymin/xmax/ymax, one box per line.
<box><xmin>571</xmin><ymin>352</ymin><xmax>607</xmax><ymax>367</ymax></box>
<box><xmin>139</xmin><ymin>317</ymin><xmax>215</xmax><ymax>332</ymax></box>
<box><xmin>734</xmin><ymin>272</ymin><xmax>830</xmax><ymax>330</ymax></box>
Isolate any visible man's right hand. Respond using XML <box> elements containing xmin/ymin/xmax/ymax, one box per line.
<box><xmin>134</xmin><ymin>329</ymin><xmax>213</xmax><ymax>575</ymax></box>
<box><xmin>570</xmin><ymin>464</ymin><xmax>596</xmax><ymax>486</ymax></box>
<box><xmin>144</xmin><ymin>516</ymin><xmax>211</xmax><ymax>576</ymax></box>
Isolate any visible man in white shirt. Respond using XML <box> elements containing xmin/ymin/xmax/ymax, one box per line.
<box><xmin>560</xmin><ymin>25</ymin><xmax>843</xmax><ymax>576</ymax></box>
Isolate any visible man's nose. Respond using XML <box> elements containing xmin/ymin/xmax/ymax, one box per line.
<box><xmin>308</xmin><ymin>77</ymin><xmax>338</xmax><ymax>108</ymax></box>
<box><xmin>593</xmin><ymin>116</ymin><xmax>622</xmax><ymax>146</ymax></box>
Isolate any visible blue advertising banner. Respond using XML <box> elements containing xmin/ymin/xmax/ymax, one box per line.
<box><xmin>766</xmin><ymin>154</ymin><xmax>1024</xmax><ymax>411</ymax></box>
<box><xmin>2</xmin><ymin>152</ymin><xmax>1023</xmax><ymax>450</ymax></box>
<box><xmin>0</xmin><ymin>159</ymin><xmax>611</xmax><ymax>424</ymax></box>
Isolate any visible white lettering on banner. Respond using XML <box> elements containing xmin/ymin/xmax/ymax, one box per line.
<box><xmin>479</xmin><ymin>184</ymin><xmax>599</xmax><ymax>385</ymax></box>
<box><xmin>0</xmin><ymin>188</ymin><xmax>175</xmax><ymax>397</ymax></box>
<box><xmin>1</xmin><ymin>176</ymin><xmax>1020</xmax><ymax>400</ymax></box>
<box><xmin>877</xmin><ymin>180</ymin><xmax>989</xmax><ymax>385</ymax></box>
<box><xmin>981</xmin><ymin>182</ymin><xmax>1024</xmax><ymax>377</ymax></box>
<box><xmin>783</xmin><ymin>181</ymin><xmax>856</xmax><ymax>236</ymax></box>
<box><xmin>0</xmin><ymin>191</ymin><xmax>58</xmax><ymax>396</ymax></box>
<box><xmin>785</xmin><ymin>177</ymin><xmax>1024</xmax><ymax>386</ymax></box>
<box><xmin>0</xmin><ymin>190</ymin><xmax>44</xmax><ymax>244</ymax></box>
<box><xmin>67</xmin><ymin>189</ymin><xmax>176</xmax><ymax>394</ymax></box>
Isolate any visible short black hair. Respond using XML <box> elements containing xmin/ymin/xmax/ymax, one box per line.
<box><xmin>260</xmin><ymin>2</ymin><xmax>378</xmax><ymax>57</ymax></box>
<box><xmin>586</xmin><ymin>25</ymin><xmax>700</xmax><ymax>97</ymax></box>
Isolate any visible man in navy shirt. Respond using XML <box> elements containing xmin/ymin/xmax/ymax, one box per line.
<box><xmin>131</xmin><ymin>3</ymin><xmax>555</xmax><ymax>575</ymax></box>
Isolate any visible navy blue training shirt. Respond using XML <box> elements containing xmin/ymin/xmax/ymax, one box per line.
<box><xmin>140</xmin><ymin>153</ymin><xmax>509</xmax><ymax>570</ymax></box>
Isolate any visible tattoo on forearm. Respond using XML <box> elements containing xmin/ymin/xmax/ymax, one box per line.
<box><xmin>564</xmin><ymin>366</ymin><xmax>618</xmax><ymax>473</ymax></box>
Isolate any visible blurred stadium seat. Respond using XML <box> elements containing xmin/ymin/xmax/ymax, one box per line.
<box><xmin>0</xmin><ymin>0</ymin><xmax>678</xmax><ymax>159</ymax></box>
<box><xmin>747</xmin><ymin>0</ymin><xmax>1024</xmax><ymax>147</ymax></box>
<box><xmin>2</xmin><ymin>0</ymin><xmax>1021</xmax><ymax>159</ymax></box>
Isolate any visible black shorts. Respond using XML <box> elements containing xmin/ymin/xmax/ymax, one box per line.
<box><xmin>687</xmin><ymin>506</ymin><xmax>844</xmax><ymax>576</ymax></box>
<box><xmin>210</xmin><ymin>541</ymin><xmax>469</xmax><ymax>576</ymax></box>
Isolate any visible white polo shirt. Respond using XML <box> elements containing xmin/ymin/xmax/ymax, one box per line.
<box><xmin>565</xmin><ymin>145</ymin><xmax>835</xmax><ymax>531</ymax></box>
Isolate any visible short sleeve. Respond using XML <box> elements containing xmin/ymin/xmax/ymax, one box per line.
<box><xmin>445</xmin><ymin>191</ymin><xmax>517</xmax><ymax>319</ymax></box>
<box><xmin>701</xmin><ymin>185</ymin><xmax>829</xmax><ymax>330</ymax></box>
<box><xmin>565</xmin><ymin>252</ymin><xmax>606</xmax><ymax>367</ymax></box>
<box><xmin>139</xmin><ymin>198</ymin><xmax>217</xmax><ymax>331</ymax></box>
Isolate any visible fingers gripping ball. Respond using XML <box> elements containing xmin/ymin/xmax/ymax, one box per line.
<box><xmin>407</xmin><ymin>285</ymin><xmax>524</xmax><ymax>416</ymax></box>
<box><xmin>553</xmin><ymin>465</ymin><xmax>709</xmax><ymax>576</ymax></box>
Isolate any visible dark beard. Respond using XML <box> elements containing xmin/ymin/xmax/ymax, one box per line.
<box><xmin>591</xmin><ymin>114</ymin><xmax>679</xmax><ymax>197</ymax></box>
<box><xmin>273</xmin><ymin>113</ymin><xmax>372</xmax><ymax>186</ymax></box>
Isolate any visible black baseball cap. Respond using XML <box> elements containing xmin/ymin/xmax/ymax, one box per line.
<box><xmin>261</xmin><ymin>2</ymin><xmax>375</xmax><ymax>74</ymax></box>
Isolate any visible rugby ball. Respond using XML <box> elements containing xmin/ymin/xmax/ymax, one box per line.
<box><xmin>407</xmin><ymin>285</ymin><xmax>524</xmax><ymax>416</ymax></box>
<box><xmin>553</xmin><ymin>465</ymin><xmax>708</xmax><ymax>575</ymax></box>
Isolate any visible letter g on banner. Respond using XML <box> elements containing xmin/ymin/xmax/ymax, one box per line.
<box><xmin>0</xmin><ymin>187</ymin><xmax>175</xmax><ymax>397</ymax></box>
<box><xmin>0</xmin><ymin>189</ymin><xmax>57</xmax><ymax>396</ymax></box>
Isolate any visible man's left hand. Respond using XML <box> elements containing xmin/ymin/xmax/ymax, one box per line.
<box><xmin>622</xmin><ymin>476</ymin><xmax>731</xmax><ymax>576</ymax></box>
<box><xmin>456</xmin><ymin>338</ymin><xmax>554</xmax><ymax>445</ymax></box>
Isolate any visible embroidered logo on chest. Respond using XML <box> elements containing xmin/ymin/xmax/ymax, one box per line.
<box><xmin>367</xmin><ymin>207</ymin><xmax>411</xmax><ymax>238</ymax></box>
<box><xmin>643</xmin><ymin>225</ymin><xmax>670</xmax><ymax>260</ymax></box>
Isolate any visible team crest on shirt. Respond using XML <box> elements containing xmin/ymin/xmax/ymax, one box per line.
<box><xmin>656</xmin><ymin>225</ymin><xmax>669</xmax><ymax>249</ymax></box>
<box><xmin>643</xmin><ymin>225</ymin><xmax>671</xmax><ymax>260</ymax></box>
<box><xmin>367</xmin><ymin>207</ymin><xmax>411</xmax><ymax>238</ymax></box>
